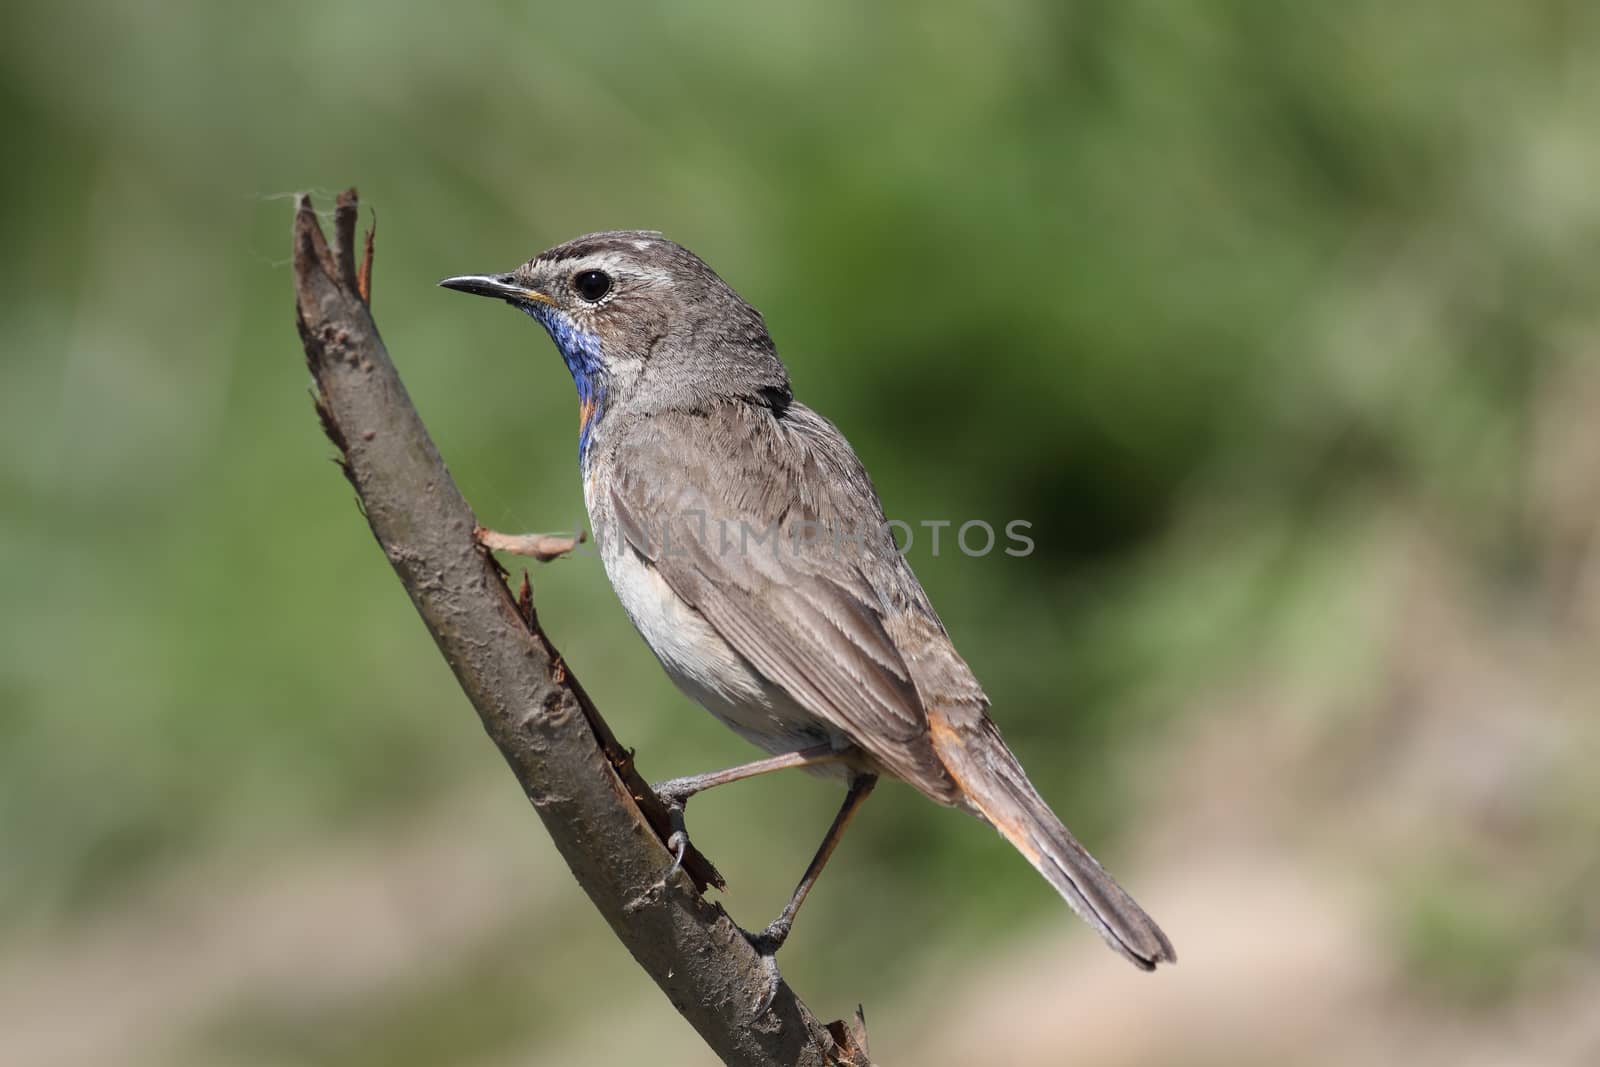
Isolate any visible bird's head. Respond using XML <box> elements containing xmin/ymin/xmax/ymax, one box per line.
<box><xmin>441</xmin><ymin>231</ymin><xmax>789</xmax><ymax>457</ymax></box>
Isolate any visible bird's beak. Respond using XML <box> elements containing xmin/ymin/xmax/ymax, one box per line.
<box><xmin>438</xmin><ymin>273</ymin><xmax>556</xmax><ymax>307</ymax></box>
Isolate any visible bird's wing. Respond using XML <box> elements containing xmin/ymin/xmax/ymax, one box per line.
<box><xmin>605</xmin><ymin>399</ymin><xmax>981</xmax><ymax>799</ymax></box>
<box><xmin>607</xmin><ymin>401</ymin><xmax>1175</xmax><ymax>970</ymax></box>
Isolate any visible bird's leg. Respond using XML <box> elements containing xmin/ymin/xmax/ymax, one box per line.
<box><xmin>746</xmin><ymin>772</ymin><xmax>877</xmax><ymax>957</ymax></box>
<box><xmin>652</xmin><ymin>742</ymin><xmax>844</xmax><ymax>806</ymax></box>
<box><xmin>655</xmin><ymin>742</ymin><xmax>846</xmax><ymax>880</ymax></box>
<box><xmin>474</xmin><ymin>525</ymin><xmax>586</xmax><ymax>561</ymax></box>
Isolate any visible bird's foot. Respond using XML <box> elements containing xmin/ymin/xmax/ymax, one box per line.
<box><xmin>653</xmin><ymin>784</ymin><xmax>692</xmax><ymax>881</ymax></box>
<box><xmin>649</xmin><ymin>775</ymin><xmax>703</xmax><ymax>808</ymax></box>
<box><xmin>743</xmin><ymin>915</ymin><xmax>794</xmax><ymax>957</ymax></box>
<box><xmin>474</xmin><ymin>525</ymin><xmax>586</xmax><ymax>561</ymax></box>
<box><xmin>736</xmin><ymin>921</ymin><xmax>789</xmax><ymax>1015</ymax></box>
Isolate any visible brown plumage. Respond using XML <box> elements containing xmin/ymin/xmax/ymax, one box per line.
<box><xmin>442</xmin><ymin>232</ymin><xmax>1175</xmax><ymax>969</ymax></box>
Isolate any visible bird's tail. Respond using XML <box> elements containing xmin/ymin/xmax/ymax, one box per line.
<box><xmin>928</xmin><ymin>713</ymin><xmax>1176</xmax><ymax>970</ymax></box>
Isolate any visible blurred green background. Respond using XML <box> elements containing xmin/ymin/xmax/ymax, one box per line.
<box><xmin>4</xmin><ymin>2</ymin><xmax>1599</xmax><ymax>1064</ymax></box>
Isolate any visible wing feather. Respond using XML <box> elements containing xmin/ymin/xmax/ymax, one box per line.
<box><xmin>603</xmin><ymin>401</ymin><xmax>962</xmax><ymax>796</ymax></box>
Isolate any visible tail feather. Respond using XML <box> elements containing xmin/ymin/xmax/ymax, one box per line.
<box><xmin>929</xmin><ymin>715</ymin><xmax>1175</xmax><ymax>970</ymax></box>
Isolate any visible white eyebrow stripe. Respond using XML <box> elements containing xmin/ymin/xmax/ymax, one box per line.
<box><xmin>570</xmin><ymin>249</ymin><xmax>674</xmax><ymax>285</ymax></box>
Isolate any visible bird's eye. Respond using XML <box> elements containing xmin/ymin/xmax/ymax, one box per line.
<box><xmin>572</xmin><ymin>269</ymin><xmax>612</xmax><ymax>302</ymax></box>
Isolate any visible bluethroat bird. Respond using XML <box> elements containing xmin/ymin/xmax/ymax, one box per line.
<box><xmin>441</xmin><ymin>234</ymin><xmax>1175</xmax><ymax>970</ymax></box>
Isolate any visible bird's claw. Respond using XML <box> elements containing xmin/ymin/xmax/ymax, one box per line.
<box><xmin>665</xmin><ymin>830</ymin><xmax>688</xmax><ymax>881</ymax></box>
<box><xmin>733</xmin><ymin>922</ymin><xmax>786</xmax><ymax>1015</ymax></box>
<box><xmin>753</xmin><ymin>953</ymin><xmax>783</xmax><ymax>1016</ymax></box>
<box><xmin>658</xmin><ymin>788</ymin><xmax>691</xmax><ymax>881</ymax></box>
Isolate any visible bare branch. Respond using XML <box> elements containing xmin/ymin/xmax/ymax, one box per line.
<box><xmin>332</xmin><ymin>188</ymin><xmax>361</xmax><ymax>296</ymax></box>
<box><xmin>291</xmin><ymin>189</ymin><xmax>870</xmax><ymax>1066</ymax></box>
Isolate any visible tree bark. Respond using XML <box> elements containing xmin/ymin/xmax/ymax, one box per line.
<box><xmin>291</xmin><ymin>189</ymin><xmax>871</xmax><ymax>1066</ymax></box>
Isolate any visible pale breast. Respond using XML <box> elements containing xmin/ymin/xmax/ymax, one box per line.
<box><xmin>586</xmin><ymin>465</ymin><xmax>841</xmax><ymax>756</ymax></box>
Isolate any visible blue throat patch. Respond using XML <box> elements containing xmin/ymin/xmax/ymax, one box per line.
<box><xmin>523</xmin><ymin>304</ymin><xmax>607</xmax><ymax>461</ymax></box>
